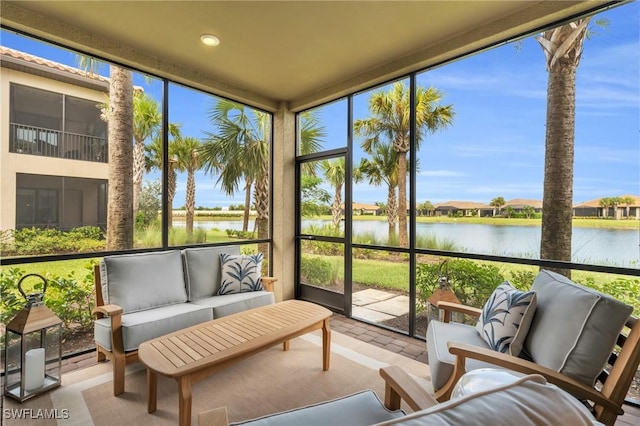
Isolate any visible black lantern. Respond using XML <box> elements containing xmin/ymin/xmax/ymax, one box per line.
<box><xmin>4</xmin><ymin>274</ymin><xmax>62</xmax><ymax>402</ymax></box>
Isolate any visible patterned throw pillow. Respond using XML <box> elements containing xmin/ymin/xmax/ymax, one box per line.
<box><xmin>475</xmin><ymin>281</ymin><xmax>536</xmax><ymax>356</ymax></box>
<box><xmin>218</xmin><ymin>253</ymin><xmax>265</xmax><ymax>295</ymax></box>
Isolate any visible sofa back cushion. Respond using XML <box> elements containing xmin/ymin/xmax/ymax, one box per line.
<box><xmin>100</xmin><ymin>250</ymin><xmax>187</xmax><ymax>313</ymax></box>
<box><xmin>523</xmin><ymin>269</ymin><xmax>632</xmax><ymax>386</ymax></box>
<box><xmin>182</xmin><ymin>245</ymin><xmax>240</xmax><ymax>300</ymax></box>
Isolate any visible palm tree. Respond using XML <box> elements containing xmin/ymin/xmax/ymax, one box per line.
<box><xmin>354</xmin><ymin>81</ymin><xmax>454</xmax><ymax>247</ymax></box>
<box><xmin>354</xmin><ymin>142</ymin><xmax>399</xmax><ymax>240</ymax></box>
<box><xmin>144</xmin><ymin>124</ymin><xmax>182</xmax><ymax>228</ymax></box>
<box><xmin>537</xmin><ymin>17</ymin><xmax>606</xmax><ymax>276</ymax></box>
<box><xmin>320</xmin><ymin>158</ymin><xmax>346</xmax><ymax>227</ymax></box>
<box><xmin>174</xmin><ymin>137</ymin><xmax>202</xmax><ymax>237</ymax></box>
<box><xmin>101</xmin><ymin>91</ymin><xmax>162</xmax><ymax>219</ymax></box>
<box><xmin>490</xmin><ymin>196</ymin><xmax>506</xmax><ymax>217</ymax></box>
<box><xmin>201</xmin><ymin>100</ymin><xmax>270</xmax><ymax>235</ymax></box>
<box><xmin>299</xmin><ymin>111</ymin><xmax>325</xmax><ymax>176</ymax></box>
<box><xmin>131</xmin><ymin>92</ymin><xmax>162</xmax><ymax>218</ymax></box>
<box><xmin>76</xmin><ymin>56</ymin><xmax>134</xmax><ymax>250</ymax></box>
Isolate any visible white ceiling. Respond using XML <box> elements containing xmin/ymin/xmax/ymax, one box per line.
<box><xmin>1</xmin><ymin>1</ymin><xmax>608</xmax><ymax>111</ymax></box>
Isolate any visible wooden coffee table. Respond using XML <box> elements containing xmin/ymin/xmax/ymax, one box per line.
<box><xmin>138</xmin><ymin>300</ymin><xmax>332</xmax><ymax>426</ymax></box>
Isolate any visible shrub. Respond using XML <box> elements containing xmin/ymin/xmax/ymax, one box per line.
<box><xmin>300</xmin><ymin>255</ymin><xmax>333</xmax><ymax>286</ymax></box>
<box><xmin>0</xmin><ymin>263</ymin><xmax>96</xmax><ymax>337</ymax></box>
<box><xmin>416</xmin><ymin>259</ymin><xmax>505</xmax><ymax>313</ymax></box>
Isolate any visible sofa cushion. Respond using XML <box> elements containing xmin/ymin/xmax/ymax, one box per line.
<box><xmin>183</xmin><ymin>245</ymin><xmax>241</xmax><ymax>300</ymax></box>
<box><xmin>474</xmin><ymin>281</ymin><xmax>536</xmax><ymax>356</ymax></box>
<box><xmin>376</xmin><ymin>374</ymin><xmax>602</xmax><ymax>426</ymax></box>
<box><xmin>426</xmin><ymin>320</ymin><xmax>497</xmax><ymax>391</ymax></box>
<box><xmin>100</xmin><ymin>250</ymin><xmax>187</xmax><ymax>313</ymax></box>
<box><xmin>523</xmin><ymin>269</ymin><xmax>632</xmax><ymax>386</ymax></box>
<box><xmin>94</xmin><ymin>303</ymin><xmax>213</xmax><ymax>352</ymax></box>
<box><xmin>190</xmin><ymin>291</ymin><xmax>275</xmax><ymax>318</ymax></box>
<box><xmin>218</xmin><ymin>253</ymin><xmax>265</xmax><ymax>295</ymax></box>
<box><xmin>231</xmin><ymin>390</ymin><xmax>404</xmax><ymax>426</ymax></box>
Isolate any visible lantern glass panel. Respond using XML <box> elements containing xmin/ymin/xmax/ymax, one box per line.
<box><xmin>4</xmin><ymin>330</ymin><xmax>23</xmax><ymax>398</ymax></box>
<box><xmin>44</xmin><ymin>324</ymin><xmax>62</xmax><ymax>385</ymax></box>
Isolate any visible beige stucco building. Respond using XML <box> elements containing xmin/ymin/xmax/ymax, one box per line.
<box><xmin>1</xmin><ymin>47</ymin><xmax>110</xmax><ymax>232</ymax></box>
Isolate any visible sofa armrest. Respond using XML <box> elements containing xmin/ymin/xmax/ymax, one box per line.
<box><xmin>447</xmin><ymin>342</ymin><xmax>618</xmax><ymax>411</ymax></box>
<box><xmin>260</xmin><ymin>276</ymin><xmax>278</xmax><ymax>292</ymax></box>
<box><xmin>379</xmin><ymin>365</ymin><xmax>439</xmax><ymax>411</ymax></box>
<box><xmin>198</xmin><ymin>406</ymin><xmax>229</xmax><ymax>426</ymax></box>
<box><xmin>437</xmin><ymin>301</ymin><xmax>481</xmax><ymax>323</ymax></box>
<box><xmin>92</xmin><ymin>304</ymin><xmax>123</xmax><ymax>318</ymax></box>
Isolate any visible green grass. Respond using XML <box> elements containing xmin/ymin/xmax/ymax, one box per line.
<box><xmin>1</xmin><ymin>258</ymin><xmax>94</xmax><ymax>282</ymax></box>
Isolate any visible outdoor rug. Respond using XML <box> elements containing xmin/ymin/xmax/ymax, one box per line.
<box><xmin>3</xmin><ymin>331</ymin><xmax>432</xmax><ymax>426</ymax></box>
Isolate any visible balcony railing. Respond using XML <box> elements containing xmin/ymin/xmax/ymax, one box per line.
<box><xmin>9</xmin><ymin>123</ymin><xmax>108</xmax><ymax>163</ymax></box>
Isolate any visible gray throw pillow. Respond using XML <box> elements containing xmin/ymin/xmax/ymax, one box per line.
<box><xmin>218</xmin><ymin>253</ymin><xmax>265</xmax><ymax>295</ymax></box>
<box><xmin>475</xmin><ymin>281</ymin><xmax>536</xmax><ymax>356</ymax></box>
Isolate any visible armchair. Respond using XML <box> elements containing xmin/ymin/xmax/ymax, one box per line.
<box><xmin>426</xmin><ymin>269</ymin><xmax>640</xmax><ymax>426</ymax></box>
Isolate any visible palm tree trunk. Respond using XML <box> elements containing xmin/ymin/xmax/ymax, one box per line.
<box><xmin>386</xmin><ymin>185</ymin><xmax>397</xmax><ymax>241</ymax></box>
<box><xmin>132</xmin><ymin>137</ymin><xmax>145</xmax><ymax>219</ymax></box>
<box><xmin>540</xmin><ymin>65</ymin><xmax>576</xmax><ymax>277</ymax></box>
<box><xmin>397</xmin><ymin>152</ymin><xmax>408</xmax><ymax>247</ymax></box>
<box><xmin>185</xmin><ymin>167</ymin><xmax>195</xmax><ymax>237</ymax></box>
<box><xmin>168</xmin><ymin>166</ymin><xmax>176</xmax><ymax>228</ymax></box>
<box><xmin>332</xmin><ymin>187</ymin><xmax>342</xmax><ymax>227</ymax></box>
<box><xmin>243</xmin><ymin>181</ymin><xmax>252</xmax><ymax>232</ymax></box>
<box><xmin>106</xmin><ymin>66</ymin><xmax>134</xmax><ymax>250</ymax></box>
<box><xmin>255</xmin><ymin>168</ymin><xmax>269</xmax><ymax>259</ymax></box>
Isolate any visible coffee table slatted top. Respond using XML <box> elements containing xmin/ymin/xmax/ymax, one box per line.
<box><xmin>139</xmin><ymin>300</ymin><xmax>332</xmax><ymax>377</ymax></box>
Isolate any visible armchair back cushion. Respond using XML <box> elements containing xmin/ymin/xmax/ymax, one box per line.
<box><xmin>523</xmin><ymin>269</ymin><xmax>632</xmax><ymax>386</ymax></box>
<box><xmin>183</xmin><ymin>245</ymin><xmax>240</xmax><ymax>300</ymax></box>
<box><xmin>100</xmin><ymin>250</ymin><xmax>188</xmax><ymax>313</ymax></box>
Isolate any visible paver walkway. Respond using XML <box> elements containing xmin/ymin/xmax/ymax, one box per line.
<box><xmin>352</xmin><ymin>288</ymin><xmax>410</xmax><ymax>322</ymax></box>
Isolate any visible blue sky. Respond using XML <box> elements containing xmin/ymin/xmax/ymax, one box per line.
<box><xmin>2</xmin><ymin>1</ymin><xmax>638</xmax><ymax>208</ymax></box>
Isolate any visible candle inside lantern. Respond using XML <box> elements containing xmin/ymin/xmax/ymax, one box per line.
<box><xmin>24</xmin><ymin>348</ymin><xmax>45</xmax><ymax>391</ymax></box>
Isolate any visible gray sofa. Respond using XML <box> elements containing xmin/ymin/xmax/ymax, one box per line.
<box><xmin>93</xmin><ymin>245</ymin><xmax>276</xmax><ymax>395</ymax></box>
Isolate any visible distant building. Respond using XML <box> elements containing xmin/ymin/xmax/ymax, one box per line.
<box><xmin>344</xmin><ymin>202</ymin><xmax>381</xmax><ymax>216</ymax></box>
<box><xmin>504</xmin><ymin>198</ymin><xmax>542</xmax><ymax>213</ymax></box>
<box><xmin>1</xmin><ymin>46</ymin><xmax>109</xmax><ymax>232</ymax></box>
<box><xmin>434</xmin><ymin>201</ymin><xmax>492</xmax><ymax>217</ymax></box>
<box><xmin>573</xmin><ymin>195</ymin><xmax>640</xmax><ymax>219</ymax></box>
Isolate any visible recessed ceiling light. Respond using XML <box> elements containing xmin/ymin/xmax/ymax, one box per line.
<box><xmin>200</xmin><ymin>34</ymin><xmax>220</xmax><ymax>46</ymax></box>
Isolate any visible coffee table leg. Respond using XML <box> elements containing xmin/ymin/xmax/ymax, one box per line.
<box><xmin>178</xmin><ymin>375</ymin><xmax>192</xmax><ymax>426</ymax></box>
<box><xmin>322</xmin><ymin>318</ymin><xmax>331</xmax><ymax>371</ymax></box>
<box><xmin>283</xmin><ymin>340</ymin><xmax>290</xmax><ymax>351</ymax></box>
<box><xmin>147</xmin><ymin>369</ymin><xmax>157</xmax><ymax>413</ymax></box>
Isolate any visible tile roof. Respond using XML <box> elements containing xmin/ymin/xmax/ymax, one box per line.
<box><xmin>0</xmin><ymin>46</ymin><xmax>109</xmax><ymax>83</ymax></box>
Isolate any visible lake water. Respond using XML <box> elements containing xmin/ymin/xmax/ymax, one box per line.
<box><xmin>180</xmin><ymin>219</ymin><xmax>640</xmax><ymax>267</ymax></box>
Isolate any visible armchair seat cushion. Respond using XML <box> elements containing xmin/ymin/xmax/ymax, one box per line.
<box><xmin>426</xmin><ymin>320</ymin><xmax>498</xmax><ymax>391</ymax></box>
<box><xmin>190</xmin><ymin>291</ymin><xmax>275</xmax><ymax>318</ymax></box>
<box><xmin>94</xmin><ymin>303</ymin><xmax>213</xmax><ymax>352</ymax></box>
<box><xmin>231</xmin><ymin>390</ymin><xmax>404</xmax><ymax>426</ymax></box>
